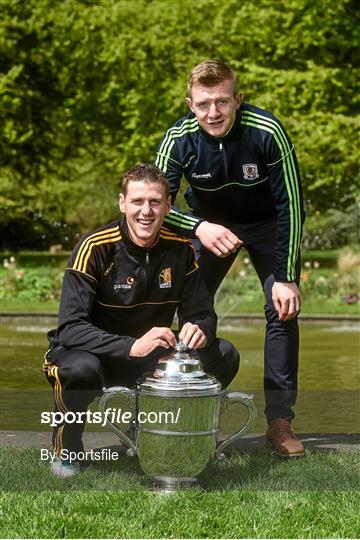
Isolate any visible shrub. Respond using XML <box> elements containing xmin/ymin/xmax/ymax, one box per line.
<box><xmin>1</xmin><ymin>257</ymin><xmax>63</xmax><ymax>302</ymax></box>
<box><xmin>302</xmin><ymin>204</ymin><xmax>360</xmax><ymax>250</ymax></box>
<box><xmin>337</xmin><ymin>248</ymin><xmax>360</xmax><ymax>304</ymax></box>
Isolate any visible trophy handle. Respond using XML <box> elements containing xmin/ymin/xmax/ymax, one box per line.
<box><xmin>98</xmin><ymin>386</ymin><xmax>138</xmax><ymax>457</ymax></box>
<box><xmin>216</xmin><ymin>391</ymin><xmax>257</xmax><ymax>459</ymax></box>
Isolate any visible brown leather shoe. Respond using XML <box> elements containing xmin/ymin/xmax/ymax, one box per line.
<box><xmin>266</xmin><ymin>418</ymin><xmax>305</xmax><ymax>458</ymax></box>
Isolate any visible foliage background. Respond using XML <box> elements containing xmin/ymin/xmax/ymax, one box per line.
<box><xmin>1</xmin><ymin>0</ymin><xmax>359</xmax><ymax>249</ymax></box>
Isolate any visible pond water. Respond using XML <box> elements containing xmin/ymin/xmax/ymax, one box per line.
<box><xmin>0</xmin><ymin>317</ymin><xmax>359</xmax><ymax>435</ymax></box>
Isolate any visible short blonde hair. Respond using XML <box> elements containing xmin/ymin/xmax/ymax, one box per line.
<box><xmin>187</xmin><ymin>60</ymin><xmax>239</xmax><ymax>98</ymax></box>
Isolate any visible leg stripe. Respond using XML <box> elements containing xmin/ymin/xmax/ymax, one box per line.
<box><xmin>53</xmin><ymin>367</ymin><xmax>68</xmax><ymax>414</ymax></box>
<box><xmin>55</xmin><ymin>425</ymin><xmax>64</xmax><ymax>457</ymax></box>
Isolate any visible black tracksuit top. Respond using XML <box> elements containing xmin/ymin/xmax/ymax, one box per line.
<box><xmin>48</xmin><ymin>219</ymin><xmax>217</xmax><ymax>361</ymax></box>
<box><xmin>155</xmin><ymin>102</ymin><xmax>305</xmax><ymax>282</ymax></box>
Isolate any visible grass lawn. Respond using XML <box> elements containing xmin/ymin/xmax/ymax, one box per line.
<box><xmin>0</xmin><ymin>298</ymin><xmax>59</xmax><ymax>313</ymax></box>
<box><xmin>0</xmin><ymin>447</ymin><xmax>359</xmax><ymax>538</ymax></box>
<box><xmin>0</xmin><ymin>298</ymin><xmax>60</xmax><ymax>312</ymax></box>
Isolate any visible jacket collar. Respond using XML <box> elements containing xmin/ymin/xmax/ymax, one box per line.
<box><xmin>120</xmin><ymin>217</ymin><xmax>161</xmax><ymax>257</ymax></box>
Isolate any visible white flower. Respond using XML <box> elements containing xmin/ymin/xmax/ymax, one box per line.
<box><xmin>239</xmin><ymin>270</ymin><xmax>246</xmax><ymax>277</ymax></box>
<box><xmin>304</xmin><ymin>261</ymin><xmax>311</xmax><ymax>269</ymax></box>
<box><xmin>244</xmin><ymin>257</ymin><xmax>250</xmax><ymax>265</ymax></box>
<box><xmin>313</xmin><ymin>261</ymin><xmax>320</xmax><ymax>269</ymax></box>
<box><xmin>9</xmin><ymin>256</ymin><xmax>15</xmax><ymax>263</ymax></box>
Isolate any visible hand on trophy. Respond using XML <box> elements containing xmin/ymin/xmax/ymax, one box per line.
<box><xmin>129</xmin><ymin>327</ymin><xmax>177</xmax><ymax>357</ymax></box>
<box><xmin>178</xmin><ymin>322</ymin><xmax>207</xmax><ymax>350</ymax></box>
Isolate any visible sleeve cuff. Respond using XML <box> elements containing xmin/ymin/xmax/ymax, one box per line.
<box><xmin>192</xmin><ymin>218</ymin><xmax>205</xmax><ymax>235</ymax></box>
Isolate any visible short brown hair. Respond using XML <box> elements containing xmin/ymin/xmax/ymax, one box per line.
<box><xmin>121</xmin><ymin>163</ymin><xmax>169</xmax><ymax>197</ymax></box>
<box><xmin>187</xmin><ymin>60</ymin><xmax>239</xmax><ymax>97</ymax></box>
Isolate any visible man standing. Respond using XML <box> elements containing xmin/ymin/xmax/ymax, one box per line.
<box><xmin>44</xmin><ymin>164</ymin><xmax>239</xmax><ymax>477</ymax></box>
<box><xmin>156</xmin><ymin>60</ymin><xmax>305</xmax><ymax>457</ymax></box>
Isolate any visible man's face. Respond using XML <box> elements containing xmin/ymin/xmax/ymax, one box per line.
<box><xmin>119</xmin><ymin>180</ymin><xmax>171</xmax><ymax>248</ymax></box>
<box><xmin>186</xmin><ymin>79</ymin><xmax>242</xmax><ymax>138</ymax></box>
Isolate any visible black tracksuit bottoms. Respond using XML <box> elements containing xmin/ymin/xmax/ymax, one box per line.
<box><xmin>44</xmin><ymin>338</ymin><xmax>239</xmax><ymax>455</ymax></box>
<box><xmin>193</xmin><ymin>218</ymin><xmax>301</xmax><ymax>424</ymax></box>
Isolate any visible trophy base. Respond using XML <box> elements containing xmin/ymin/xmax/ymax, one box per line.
<box><xmin>151</xmin><ymin>475</ymin><xmax>198</xmax><ymax>492</ymax></box>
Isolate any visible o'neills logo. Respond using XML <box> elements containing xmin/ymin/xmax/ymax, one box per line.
<box><xmin>104</xmin><ymin>262</ymin><xmax>114</xmax><ymax>276</ymax></box>
<box><xmin>191</xmin><ymin>172</ymin><xmax>212</xmax><ymax>178</ymax></box>
<box><xmin>242</xmin><ymin>163</ymin><xmax>259</xmax><ymax>180</ymax></box>
<box><xmin>159</xmin><ymin>267</ymin><xmax>172</xmax><ymax>289</ymax></box>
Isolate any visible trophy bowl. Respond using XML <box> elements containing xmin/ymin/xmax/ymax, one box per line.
<box><xmin>99</xmin><ymin>342</ymin><xmax>256</xmax><ymax>490</ymax></box>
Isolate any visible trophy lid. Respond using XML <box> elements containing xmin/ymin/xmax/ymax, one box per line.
<box><xmin>139</xmin><ymin>341</ymin><xmax>223</xmax><ymax>396</ymax></box>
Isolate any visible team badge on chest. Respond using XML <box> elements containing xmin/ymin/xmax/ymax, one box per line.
<box><xmin>159</xmin><ymin>267</ymin><xmax>172</xmax><ymax>288</ymax></box>
<box><xmin>242</xmin><ymin>163</ymin><xmax>259</xmax><ymax>181</ymax></box>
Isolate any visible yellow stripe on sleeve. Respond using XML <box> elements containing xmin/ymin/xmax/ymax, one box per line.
<box><xmin>72</xmin><ymin>226</ymin><xmax>120</xmax><ymax>272</ymax></box>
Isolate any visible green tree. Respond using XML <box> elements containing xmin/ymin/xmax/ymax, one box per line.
<box><xmin>0</xmin><ymin>0</ymin><xmax>359</xmax><ymax>247</ymax></box>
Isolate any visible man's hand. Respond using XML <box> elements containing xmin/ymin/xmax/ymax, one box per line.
<box><xmin>178</xmin><ymin>322</ymin><xmax>207</xmax><ymax>350</ymax></box>
<box><xmin>195</xmin><ymin>221</ymin><xmax>242</xmax><ymax>257</ymax></box>
<box><xmin>272</xmin><ymin>282</ymin><xmax>301</xmax><ymax>321</ymax></box>
<box><xmin>129</xmin><ymin>327</ymin><xmax>176</xmax><ymax>357</ymax></box>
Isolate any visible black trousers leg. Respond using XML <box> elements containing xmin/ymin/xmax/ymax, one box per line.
<box><xmin>192</xmin><ymin>238</ymin><xmax>239</xmax><ymax>296</ymax></box>
<box><xmin>44</xmin><ymin>348</ymin><xmax>104</xmax><ymax>456</ymax></box>
<box><xmin>262</xmin><ymin>284</ymin><xmax>299</xmax><ymax>422</ymax></box>
<box><xmin>193</xmin><ymin>220</ymin><xmax>301</xmax><ymax>423</ymax></box>
<box><xmin>198</xmin><ymin>338</ymin><xmax>240</xmax><ymax>388</ymax></box>
<box><xmin>245</xmin><ymin>224</ymin><xmax>301</xmax><ymax>423</ymax></box>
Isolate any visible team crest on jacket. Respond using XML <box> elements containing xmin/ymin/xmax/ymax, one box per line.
<box><xmin>159</xmin><ymin>267</ymin><xmax>172</xmax><ymax>288</ymax></box>
<box><xmin>242</xmin><ymin>163</ymin><xmax>259</xmax><ymax>180</ymax></box>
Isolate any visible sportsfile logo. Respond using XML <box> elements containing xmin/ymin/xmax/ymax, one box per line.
<box><xmin>41</xmin><ymin>448</ymin><xmax>120</xmax><ymax>463</ymax></box>
<box><xmin>40</xmin><ymin>407</ymin><xmax>181</xmax><ymax>427</ymax></box>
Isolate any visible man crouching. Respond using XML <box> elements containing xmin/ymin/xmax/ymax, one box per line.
<box><xmin>44</xmin><ymin>164</ymin><xmax>239</xmax><ymax>477</ymax></box>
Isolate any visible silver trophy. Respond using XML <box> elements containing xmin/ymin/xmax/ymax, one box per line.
<box><xmin>99</xmin><ymin>342</ymin><xmax>256</xmax><ymax>490</ymax></box>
